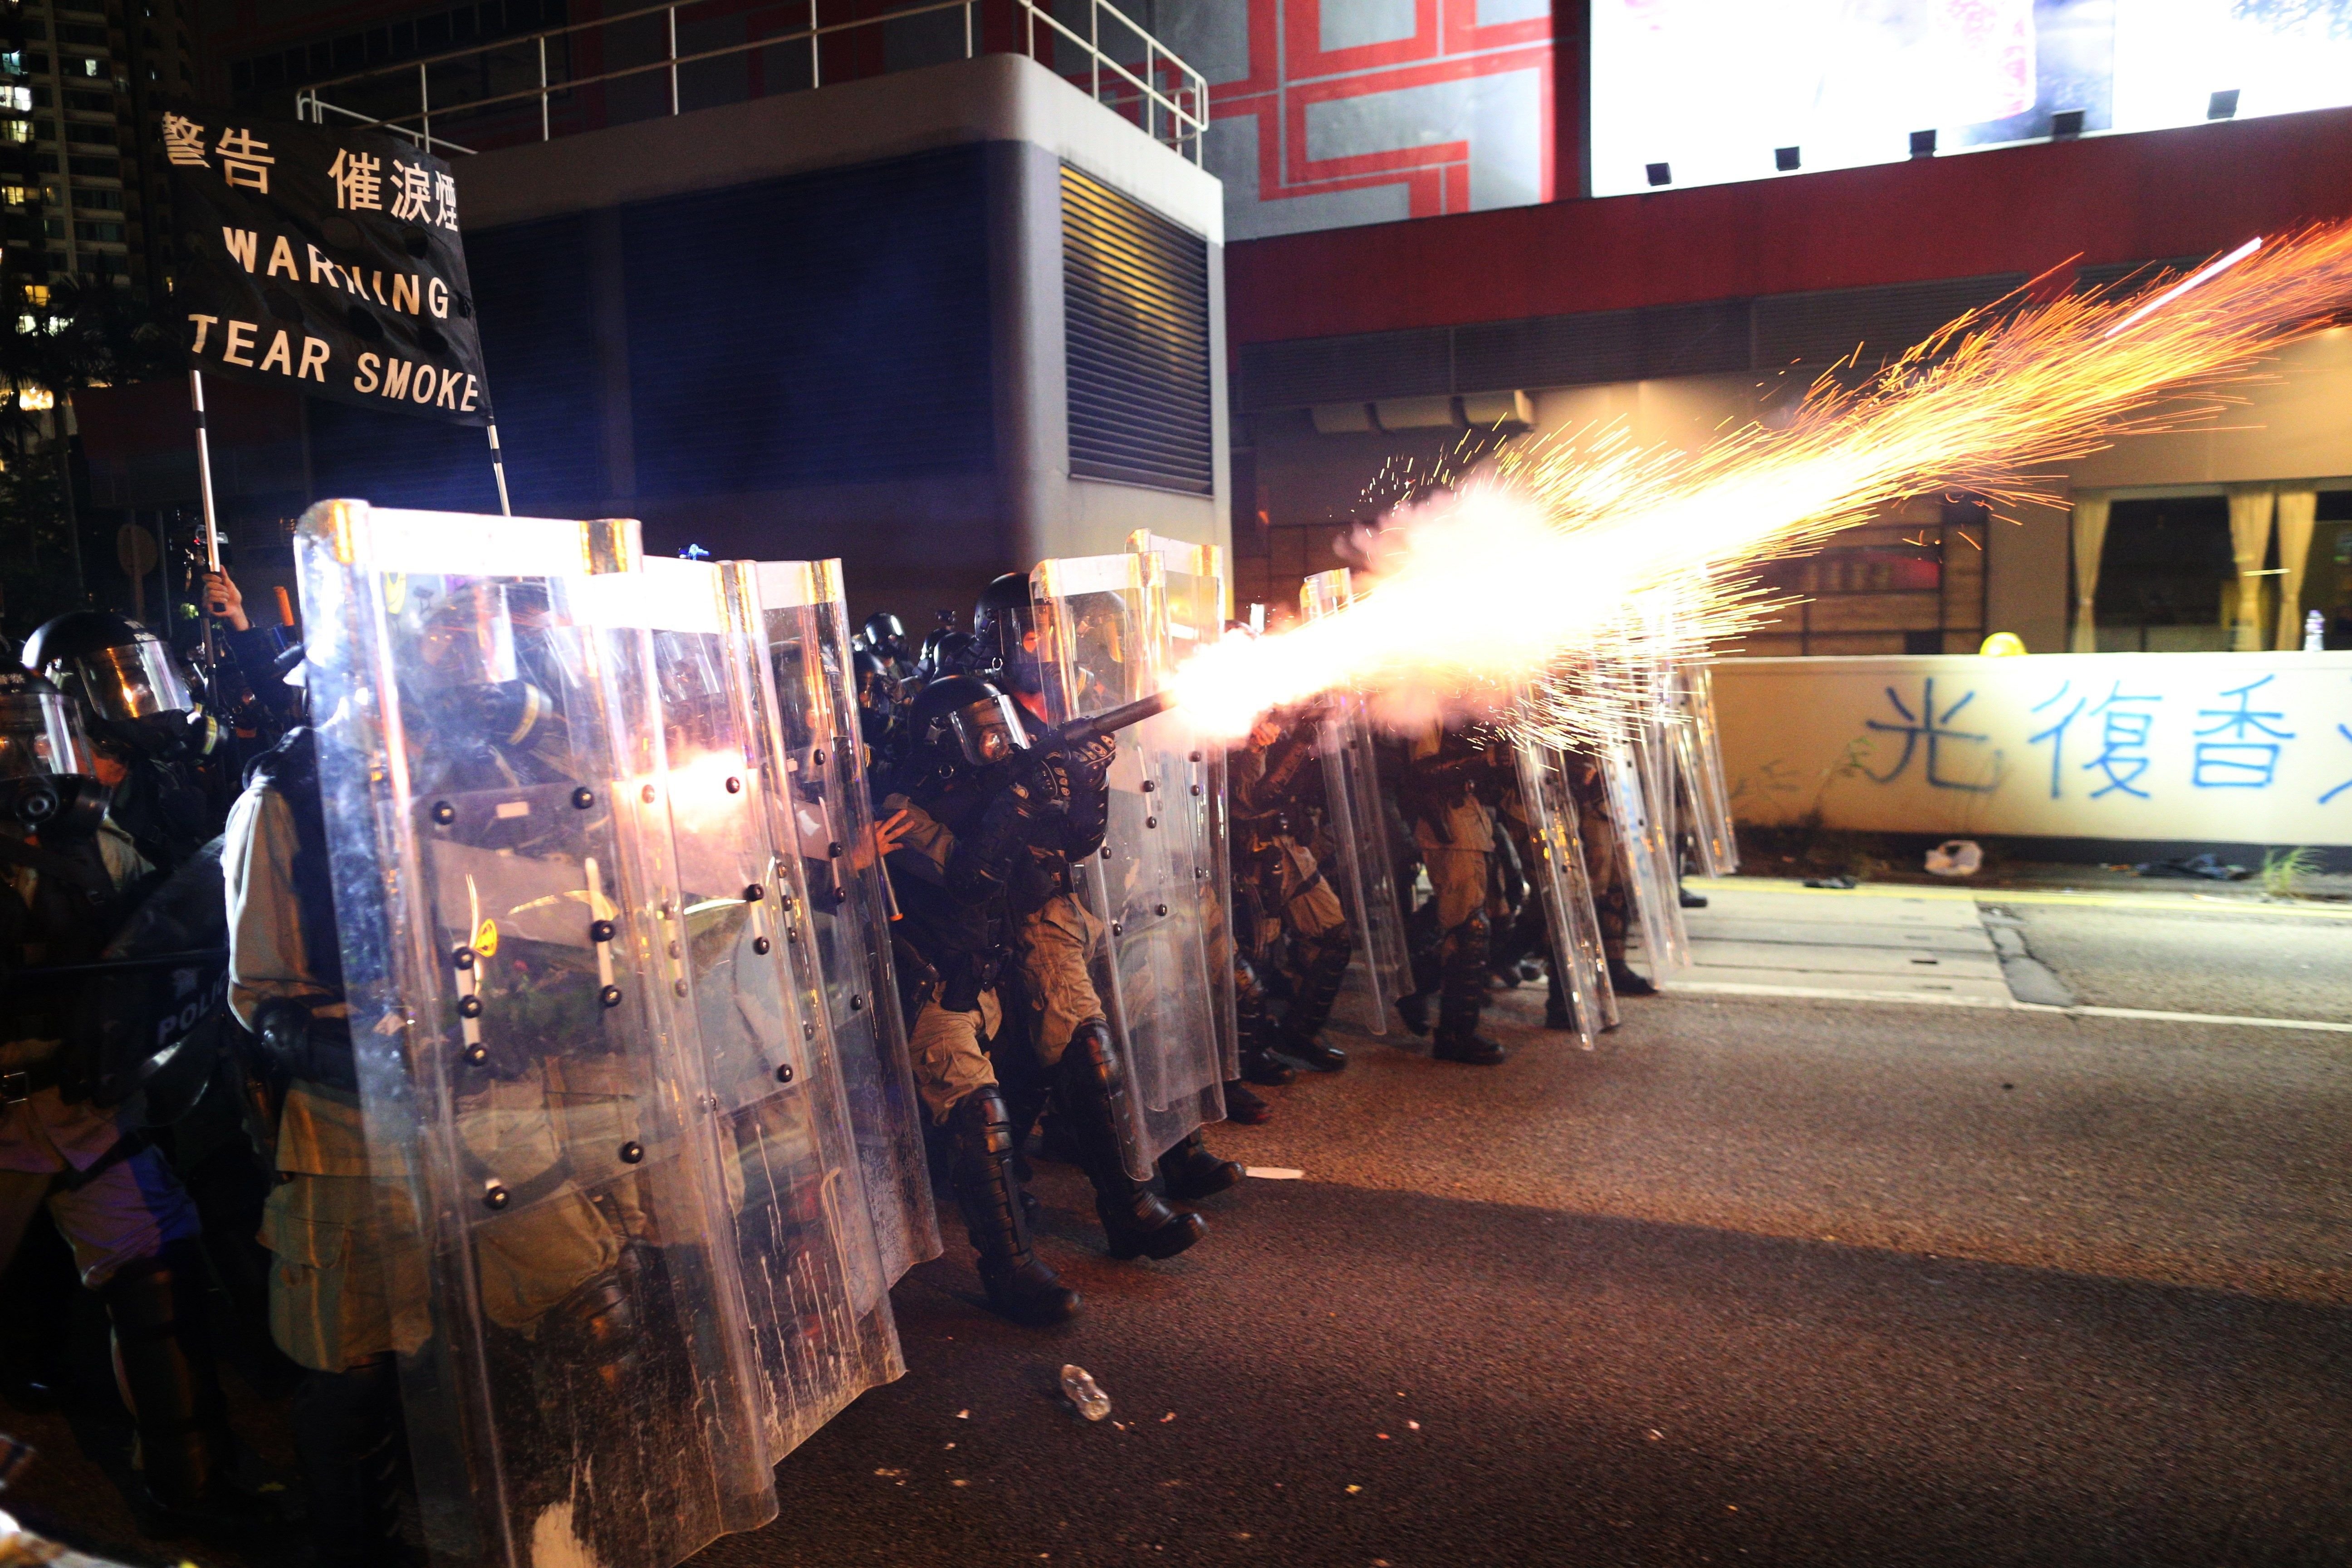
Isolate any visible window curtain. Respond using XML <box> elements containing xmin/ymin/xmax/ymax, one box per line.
<box><xmin>2068</xmin><ymin>493</ymin><xmax>2111</xmax><ymax>653</ymax></box>
<box><xmin>2274</xmin><ymin>488</ymin><xmax>2319</xmax><ymax>650</ymax></box>
<box><xmin>2225</xmin><ymin>485</ymin><xmax>2276</xmax><ymax>650</ymax></box>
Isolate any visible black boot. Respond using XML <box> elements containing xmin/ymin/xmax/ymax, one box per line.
<box><xmin>1395</xmin><ymin>989</ymin><xmax>1432</xmax><ymax>1036</ymax></box>
<box><xmin>1608</xmin><ymin>958</ymin><xmax>1658</xmax><ymax>997</ymax></box>
<box><xmin>948</xmin><ymin>1089</ymin><xmax>1080</xmax><ymax>1326</ymax></box>
<box><xmin>1277</xmin><ymin>931</ymin><xmax>1352</xmax><ymax>1072</ymax></box>
<box><xmin>1236</xmin><ymin>956</ymin><xmax>1297</xmax><ymax>1084</ymax></box>
<box><xmin>101</xmin><ymin>1241</ymin><xmax>275</xmax><ymax>1542</ymax></box>
<box><xmin>1223</xmin><ymin>1080</ymin><xmax>1273</xmax><ymax>1125</ymax></box>
<box><xmin>1397</xmin><ymin>910</ymin><xmax>1441</xmax><ymax>1036</ymax></box>
<box><xmin>291</xmin><ymin>1355</ymin><xmax>410</xmax><ymax>1566</ymax></box>
<box><xmin>1279</xmin><ymin>1035</ymin><xmax>1348</xmax><ymax>1073</ymax></box>
<box><xmin>1058</xmin><ymin>1021</ymin><xmax>1205</xmax><ymax>1262</ymax></box>
<box><xmin>1240</xmin><ymin>1046</ymin><xmax>1297</xmax><ymax>1086</ymax></box>
<box><xmin>1543</xmin><ymin>962</ymin><xmax>1576</xmax><ymax>1031</ymax></box>
<box><xmin>1432</xmin><ymin>916</ymin><xmax>1507</xmax><ymax>1066</ymax></box>
<box><xmin>1157</xmin><ymin>1130</ymin><xmax>1242</xmax><ymax>1202</ymax></box>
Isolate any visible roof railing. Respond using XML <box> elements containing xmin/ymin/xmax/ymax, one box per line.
<box><xmin>293</xmin><ymin>0</ymin><xmax>1209</xmax><ymax>165</ymax></box>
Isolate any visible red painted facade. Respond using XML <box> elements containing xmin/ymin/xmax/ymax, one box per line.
<box><xmin>1205</xmin><ymin>0</ymin><xmax>1556</xmax><ymax>225</ymax></box>
<box><xmin>1224</xmin><ymin>104</ymin><xmax>2352</xmax><ymax>345</ymax></box>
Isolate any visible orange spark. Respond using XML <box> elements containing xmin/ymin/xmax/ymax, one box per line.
<box><xmin>1172</xmin><ymin>223</ymin><xmax>2352</xmax><ymax>746</ymax></box>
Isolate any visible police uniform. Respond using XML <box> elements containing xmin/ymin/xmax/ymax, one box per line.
<box><xmin>878</xmin><ymin>792</ymin><xmax>1009</xmax><ymax>1123</ymax></box>
<box><xmin>1564</xmin><ymin>749</ymin><xmax>1642</xmax><ymax>989</ymax></box>
<box><xmin>221</xmin><ymin>776</ymin><xmax>432</xmax><ymax>1373</ymax></box>
<box><xmin>967</xmin><ymin>577</ymin><xmax>1220</xmax><ymax>1254</ymax></box>
<box><xmin>1396</xmin><ymin>726</ymin><xmax>1509</xmax><ymax>1064</ymax></box>
<box><xmin>219</xmin><ymin>731</ymin><xmax>422</xmax><ymax>1565</ymax></box>
<box><xmin>1229</xmin><ymin>710</ymin><xmax>1352</xmax><ymax>1073</ymax></box>
<box><xmin>880</xmin><ymin>676</ymin><xmax>1085</xmax><ymax>1324</ymax></box>
<box><xmin>1491</xmin><ymin>767</ymin><xmax>1573</xmax><ymax>1028</ymax></box>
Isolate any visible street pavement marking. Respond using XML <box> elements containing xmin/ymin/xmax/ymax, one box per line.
<box><xmin>2014</xmin><ymin>1003</ymin><xmax>2352</xmax><ymax>1034</ymax></box>
<box><xmin>1688</xmin><ymin>877</ymin><xmax>2352</xmax><ymax>920</ymax></box>
<box><xmin>1687</xmin><ymin>940</ymin><xmax>2005</xmax><ymax>980</ymax></box>
<box><xmin>1663</xmin><ymin>979</ymin><xmax>2352</xmax><ymax>1034</ymax></box>
<box><xmin>1684</xmin><ymin>915</ymin><xmax>1995</xmax><ymax>951</ymax></box>
<box><xmin>1665</xmin><ymin>979</ymin><xmax>2016</xmax><ymax>1009</ymax></box>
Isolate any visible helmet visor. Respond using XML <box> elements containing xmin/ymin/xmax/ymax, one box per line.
<box><xmin>947</xmin><ymin>691</ymin><xmax>1029</xmax><ymax>767</ymax></box>
<box><xmin>414</xmin><ymin>583</ymin><xmax>521</xmax><ymax>691</ymax></box>
<box><xmin>77</xmin><ymin>639</ymin><xmax>193</xmax><ymax>722</ymax></box>
<box><xmin>0</xmin><ymin>685</ymin><xmax>91</xmax><ymax>779</ymax></box>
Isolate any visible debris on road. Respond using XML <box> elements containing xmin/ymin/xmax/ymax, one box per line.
<box><xmin>1061</xmin><ymin>1365</ymin><xmax>1111</xmax><ymax>1422</ymax></box>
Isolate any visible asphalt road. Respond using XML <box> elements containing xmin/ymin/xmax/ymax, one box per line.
<box><xmin>10</xmin><ymin>941</ymin><xmax>2351</xmax><ymax>1568</ymax></box>
<box><xmin>1988</xmin><ymin>899</ymin><xmax>2352</xmax><ymax>1023</ymax></box>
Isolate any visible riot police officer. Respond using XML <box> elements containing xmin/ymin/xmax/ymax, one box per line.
<box><xmin>1229</xmin><ymin>704</ymin><xmax>1352</xmax><ymax>1075</ymax></box>
<box><xmin>914</xmin><ymin>613</ymin><xmax>974</xmax><ymax>690</ymax></box>
<box><xmin>1566</xmin><ymin>748</ymin><xmax>1656</xmax><ymax>998</ymax></box>
<box><xmin>880</xmin><ymin>675</ymin><xmax>1080</xmax><ymax>1325</ymax></box>
<box><xmin>851</xmin><ymin>648</ymin><xmax>905</xmax><ymax>777</ymax></box>
<box><xmin>22</xmin><ymin>611</ymin><xmax>220</xmax><ymax>874</ymax></box>
<box><xmin>0</xmin><ymin>670</ymin><xmax>266</xmax><ymax>1541</ymax></box>
<box><xmin>857</xmin><ymin>611</ymin><xmax>918</xmax><ymax>683</ymax></box>
<box><xmin>220</xmin><ymin>719</ymin><xmax>422</xmax><ymax>1566</ymax></box>
<box><xmin>200</xmin><ymin>569</ymin><xmax>306</xmax><ymax>745</ymax></box>
<box><xmin>969</xmin><ymin>573</ymin><xmax>1229</xmax><ymax>1249</ymax></box>
<box><xmin>1394</xmin><ymin>724</ymin><xmax>1509</xmax><ymax>1064</ymax></box>
<box><xmin>228</xmin><ymin>583</ymin><xmax>668</xmax><ymax>1564</ymax></box>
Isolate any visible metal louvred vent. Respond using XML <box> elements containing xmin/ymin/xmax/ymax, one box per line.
<box><xmin>1061</xmin><ymin>165</ymin><xmax>1213</xmax><ymax>495</ymax></box>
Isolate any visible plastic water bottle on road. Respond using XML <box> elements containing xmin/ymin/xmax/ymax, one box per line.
<box><xmin>1061</xmin><ymin>1365</ymin><xmax>1111</xmax><ymax>1421</ymax></box>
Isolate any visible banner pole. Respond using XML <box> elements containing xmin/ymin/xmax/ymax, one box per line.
<box><xmin>487</xmin><ymin>418</ymin><xmax>512</xmax><ymax>516</ymax></box>
<box><xmin>188</xmin><ymin>368</ymin><xmax>223</xmax><ymax>674</ymax></box>
<box><xmin>189</xmin><ymin>368</ymin><xmax>221</xmax><ymax>571</ymax></box>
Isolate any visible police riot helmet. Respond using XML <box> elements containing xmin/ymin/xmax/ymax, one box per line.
<box><xmin>858</xmin><ymin>611</ymin><xmax>909</xmax><ymax>662</ymax></box>
<box><xmin>971</xmin><ymin>572</ymin><xmax>1041</xmax><ymax>694</ymax></box>
<box><xmin>0</xmin><ymin>669</ymin><xmax>110</xmax><ymax>836</ymax></box>
<box><xmin>919</xmin><ymin>627</ymin><xmax>973</xmax><ymax>681</ymax></box>
<box><xmin>23</xmin><ymin>609</ymin><xmax>211</xmax><ymax>760</ymax></box>
<box><xmin>852</xmin><ymin>648</ymin><xmax>900</xmax><ymax>750</ymax></box>
<box><xmin>409</xmin><ymin>580</ymin><xmax>565</xmax><ymax>749</ymax></box>
<box><xmin>906</xmin><ymin>674</ymin><xmax>1029</xmax><ymax>774</ymax></box>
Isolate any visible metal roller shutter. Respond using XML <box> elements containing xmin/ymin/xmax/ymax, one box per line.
<box><xmin>1061</xmin><ymin>164</ymin><xmax>1212</xmax><ymax>495</ymax></box>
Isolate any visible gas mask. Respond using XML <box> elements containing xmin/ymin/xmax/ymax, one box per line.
<box><xmin>0</xmin><ymin>671</ymin><xmax>112</xmax><ymax>838</ymax></box>
<box><xmin>939</xmin><ymin>686</ymin><xmax>1030</xmax><ymax>768</ymax></box>
<box><xmin>412</xmin><ymin>583</ymin><xmax>556</xmax><ymax>750</ymax></box>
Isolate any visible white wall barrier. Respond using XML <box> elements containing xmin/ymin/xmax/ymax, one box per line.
<box><xmin>1713</xmin><ymin>652</ymin><xmax>2352</xmax><ymax>847</ymax></box>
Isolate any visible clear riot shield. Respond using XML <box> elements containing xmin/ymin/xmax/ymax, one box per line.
<box><xmin>1126</xmin><ymin>530</ymin><xmax>1238</xmax><ymax>1082</ymax></box>
<box><xmin>1031</xmin><ymin>553</ymin><xmax>1223</xmax><ymax>1178</ymax></box>
<box><xmin>748</xmin><ymin>560</ymin><xmax>940</xmax><ymax>1285</ymax></box>
<box><xmin>1673</xmin><ymin>665</ymin><xmax>1740</xmax><ymax>877</ymax></box>
<box><xmin>1603</xmin><ymin>738</ymin><xmax>1690</xmax><ymax>975</ymax></box>
<box><xmin>1510</xmin><ymin>740</ymin><xmax>1616</xmax><ymax>1048</ymax></box>
<box><xmin>637</xmin><ymin>557</ymin><xmax>902</xmax><ymax>1467</ymax></box>
<box><xmin>295</xmin><ymin>503</ymin><xmax>774</xmax><ymax>1568</ymax></box>
<box><xmin>1298</xmin><ymin>569</ymin><xmax>1415</xmax><ymax>1032</ymax></box>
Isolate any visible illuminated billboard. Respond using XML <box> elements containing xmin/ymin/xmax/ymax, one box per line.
<box><xmin>1590</xmin><ymin>0</ymin><xmax>2352</xmax><ymax>197</ymax></box>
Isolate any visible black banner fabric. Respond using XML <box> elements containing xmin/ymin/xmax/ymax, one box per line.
<box><xmin>164</xmin><ymin>109</ymin><xmax>490</xmax><ymax>426</ymax></box>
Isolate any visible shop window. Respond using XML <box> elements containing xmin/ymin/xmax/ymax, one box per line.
<box><xmin>2309</xmin><ymin>491</ymin><xmax>2352</xmax><ymax>651</ymax></box>
<box><xmin>2093</xmin><ymin>496</ymin><xmax>2234</xmax><ymax>652</ymax></box>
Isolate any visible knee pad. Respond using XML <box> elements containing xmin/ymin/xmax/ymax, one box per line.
<box><xmin>951</xmin><ymin>1087</ymin><xmax>1017</xmax><ymax>1162</ymax></box>
<box><xmin>1064</xmin><ymin>1018</ymin><xmax>1118</xmax><ymax>1088</ymax></box>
